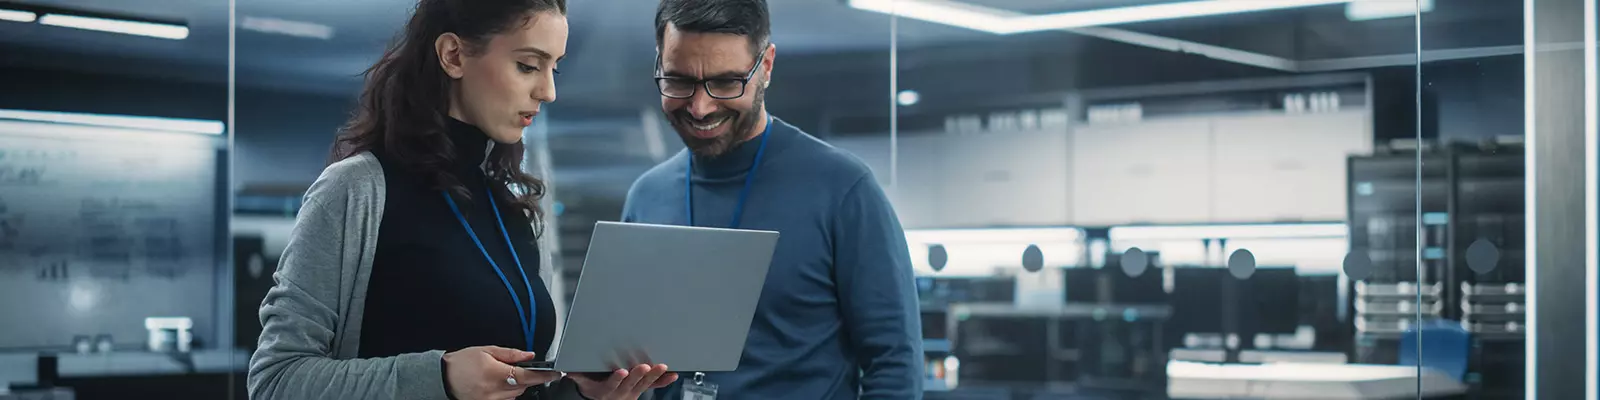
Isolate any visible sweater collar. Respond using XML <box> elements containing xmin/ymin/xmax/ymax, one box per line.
<box><xmin>446</xmin><ymin>117</ymin><xmax>494</xmax><ymax>175</ymax></box>
<box><xmin>691</xmin><ymin>116</ymin><xmax>789</xmax><ymax>179</ymax></box>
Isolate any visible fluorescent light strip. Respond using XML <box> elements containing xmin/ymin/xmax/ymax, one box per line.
<box><xmin>1585</xmin><ymin>0</ymin><xmax>1598</xmax><ymax>398</ymax></box>
<box><xmin>0</xmin><ymin>8</ymin><xmax>36</xmax><ymax>22</ymax></box>
<box><xmin>1109</xmin><ymin>223</ymin><xmax>1346</xmax><ymax>241</ymax></box>
<box><xmin>848</xmin><ymin>0</ymin><xmax>1362</xmax><ymax>35</ymax></box>
<box><xmin>1345</xmin><ymin>0</ymin><xmax>1433</xmax><ymax>21</ymax></box>
<box><xmin>1006</xmin><ymin>0</ymin><xmax>1354</xmax><ymax>33</ymax></box>
<box><xmin>1112</xmin><ymin>237</ymin><xmax>1349</xmax><ymax>272</ymax></box>
<box><xmin>0</xmin><ymin>109</ymin><xmax>223</xmax><ymax>135</ymax></box>
<box><xmin>905</xmin><ymin>227</ymin><xmax>1083</xmax><ymax>244</ymax></box>
<box><xmin>39</xmin><ymin>13</ymin><xmax>188</xmax><ymax>40</ymax></box>
<box><xmin>240</xmin><ymin>15</ymin><xmax>334</xmax><ymax>40</ymax></box>
<box><xmin>908</xmin><ymin>243</ymin><xmax>1085</xmax><ymax>276</ymax></box>
<box><xmin>0</xmin><ymin>119</ymin><xmax>220</xmax><ymax>148</ymax></box>
<box><xmin>902</xmin><ymin>228</ymin><xmax>1085</xmax><ymax>276</ymax></box>
<box><xmin>1524</xmin><ymin>0</ymin><xmax>1538</xmax><ymax>396</ymax></box>
<box><xmin>846</xmin><ymin>0</ymin><xmax>1012</xmax><ymax>33</ymax></box>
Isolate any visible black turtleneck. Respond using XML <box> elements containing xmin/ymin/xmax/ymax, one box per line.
<box><xmin>359</xmin><ymin>118</ymin><xmax>556</xmax><ymax>367</ymax></box>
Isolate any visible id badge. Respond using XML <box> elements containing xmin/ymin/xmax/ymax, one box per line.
<box><xmin>682</xmin><ymin>372</ymin><xmax>718</xmax><ymax>400</ymax></box>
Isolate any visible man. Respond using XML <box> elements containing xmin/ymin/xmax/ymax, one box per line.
<box><xmin>620</xmin><ymin>0</ymin><xmax>923</xmax><ymax>398</ymax></box>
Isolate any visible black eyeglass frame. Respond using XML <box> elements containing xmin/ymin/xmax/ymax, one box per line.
<box><xmin>653</xmin><ymin>49</ymin><xmax>766</xmax><ymax>100</ymax></box>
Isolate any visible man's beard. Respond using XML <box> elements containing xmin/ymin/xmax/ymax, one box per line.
<box><xmin>671</xmin><ymin>85</ymin><xmax>766</xmax><ymax>158</ymax></box>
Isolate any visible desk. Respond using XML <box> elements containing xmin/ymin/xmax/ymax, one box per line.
<box><xmin>1171</xmin><ymin>349</ymin><xmax>1350</xmax><ymax>364</ymax></box>
<box><xmin>56</xmin><ymin>349</ymin><xmax>249</xmax><ymax>378</ymax></box>
<box><xmin>0</xmin><ymin>349</ymin><xmax>249</xmax><ymax>385</ymax></box>
<box><xmin>947</xmin><ymin>303</ymin><xmax>1171</xmax><ymax>394</ymax></box>
<box><xmin>0</xmin><ymin>354</ymin><xmax>35</xmax><ymax>387</ymax></box>
<box><xmin>1</xmin><ymin>350</ymin><xmax>250</xmax><ymax>400</ymax></box>
<box><xmin>946</xmin><ymin>303</ymin><xmax>1173</xmax><ymax>320</ymax></box>
<box><xmin>1167</xmin><ymin>361</ymin><xmax>1468</xmax><ymax>399</ymax></box>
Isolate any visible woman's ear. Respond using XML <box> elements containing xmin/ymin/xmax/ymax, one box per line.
<box><xmin>436</xmin><ymin>33</ymin><xmax>467</xmax><ymax>79</ymax></box>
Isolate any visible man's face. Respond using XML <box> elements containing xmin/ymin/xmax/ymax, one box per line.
<box><xmin>657</xmin><ymin>25</ymin><xmax>773</xmax><ymax>157</ymax></box>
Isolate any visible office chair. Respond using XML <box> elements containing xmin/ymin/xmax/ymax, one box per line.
<box><xmin>1397</xmin><ymin>319</ymin><xmax>1471</xmax><ymax>380</ymax></box>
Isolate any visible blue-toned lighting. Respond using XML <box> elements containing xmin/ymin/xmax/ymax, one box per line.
<box><xmin>848</xmin><ymin>0</ymin><xmax>1363</xmax><ymax>34</ymax></box>
<box><xmin>0</xmin><ymin>109</ymin><xmax>223</xmax><ymax>135</ymax></box>
<box><xmin>0</xmin><ymin>8</ymin><xmax>36</xmax><ymax>22</ymax></box>
<box><xmin>897</xmin><ymin>90</ymin><xmax>920</xmax><ymax>106</ymax></box>
<box><xmin>1345</xmin><ymin>0</ymin><xmax>1433</xmax><ymax>21</ymax></box>
<box><xmin>39</xmin><ymin>13</ymin><xmax>188</xmax><ymax>40</ymax></box>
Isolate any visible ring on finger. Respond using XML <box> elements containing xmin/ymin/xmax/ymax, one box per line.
<box><xmin>506</xmin><ymin>370</ymin><xmax>519</xmax><ymax>386</ymax></box>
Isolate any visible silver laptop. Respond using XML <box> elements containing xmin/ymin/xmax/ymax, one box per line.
<box><xmin>519</xmin><ymin>221</ymin><xmax>778</xmax><ymax>372</ymax></box>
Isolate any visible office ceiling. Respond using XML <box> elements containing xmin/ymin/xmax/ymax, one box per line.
<box><xmin>0</xmin><ymin>0</ymin><xmax>991</xmax><ymax>95</ymax></box>
<box><xmin>0</xmin><ymin>0</ymin><xmax>1527</xmax><ymax>260</ymax></box>
<box><xmin>0</xmin><ymin>0</ymin><xmax>1522</xmax><ymax>99</ymax></box>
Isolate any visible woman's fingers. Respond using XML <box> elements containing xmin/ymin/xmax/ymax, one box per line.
<box><xmin>629</xmin><ymin>364</ymin><xmax>669</xmax><ymax>393</ymax></box>
<box><xmin>509</xmin><ymin>368</ymin><xmax>560</xmax><ymax>387</ymax></box>
<box><xmin>492</xmin><ymin>370</ymin><xmax>557</xmax><ymax>400</ymax></box>
<box><xmin>602</xmin><ymin>368</ymin><xmax>629</xmax><ymax>393</ymax></box>
<box><xmin>618</xmin><ymin>364</ymin><xmax>650</xmax><ymax>391</ymax></box>
<box><xmin>650</xmin><ymin>372</ymin><xmax>679</xmax><ymax>389</ymax></box>
<box><xmin>480</xmin><ymin>346</ymin><xmax>536</xmax><ymax>363</ymax></box>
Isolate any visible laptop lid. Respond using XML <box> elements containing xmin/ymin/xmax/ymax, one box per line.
<box><xmin>550</xmin><ymin>221</ymin><xmax>778</xmax><ymax>372</ymax></box>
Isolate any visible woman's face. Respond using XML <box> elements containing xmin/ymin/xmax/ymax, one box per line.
<box><xmin>441</xmin><ymin>11</ymin><xmax>568</xmax><ymax>144</ymax></box>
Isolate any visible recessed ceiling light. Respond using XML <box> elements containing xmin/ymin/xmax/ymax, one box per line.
<box><xmin>240</xmin><ymin>15</ymin><xmax>334</xmax><ymax>40</ymax></box>
<box><xmin>0</xmin><ymin>8</ymin><xmax>36</xmax><ymax>22</ymax></box>
<box><xmin>897</xmin><ymin>90</ymin><xmax>920</xmax><ymax>106</ymax></box>
<box><xmin>38</xmin><ymin>13</ymin><xmax>187</xmax><ymax>40</ymax></box>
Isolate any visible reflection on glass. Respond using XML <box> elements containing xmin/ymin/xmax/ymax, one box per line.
<box><xmin>0</xmin><ymin>0</ymin><xmax>234</xmax><ymax>397</ymax></box>
<box><xmin>845</xmin><ymin>0</ymin><xmax>1544</xmax><ymax>397</ymax></box>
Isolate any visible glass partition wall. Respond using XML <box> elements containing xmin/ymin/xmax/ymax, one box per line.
<box><xmin>1416</xmin><ymin>0</ymin><xmax>1531</xmax><ymax>397</ymax></box>
<box><xmin>223</xmin><ymin>0</ymin><xmax>1600</xmax><ymax>399</ymax></box>
<box><xmin>865</xmin><ymin>1</ymin><xmax>1436</xmax><ymax>398</ymax></box>
<box><xmin>25</xmin><ymin>0</ymin><xmax>1600</xmax><ymax>399</ymax></box>
<box><xmin>0</xmin><ymin>0</ymin><xmax>237</xmax><ymax>398</ymax></box>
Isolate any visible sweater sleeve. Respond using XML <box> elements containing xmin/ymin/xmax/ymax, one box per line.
<box><xmin>247</xmin><ymin>155</ymin><xmax>451</xmax><ymax>400</ymax></box>
<box><xmin>831</xmin><ymin>175</ymin><xmax>925</xmax><ymax>399</ymax></box>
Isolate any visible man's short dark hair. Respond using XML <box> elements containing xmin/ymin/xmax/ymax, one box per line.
<box><xmin>655</xmin><ymin>0</ymin><xmax>771</xmax><ymax>57</ymax></box>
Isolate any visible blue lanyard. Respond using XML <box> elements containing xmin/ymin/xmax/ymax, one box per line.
<box><xmin>442</xmin><ymin>188</ymin><xmax>537</xmax><ymax>352</ymax></box>
<box><xmin>685</xmin><ymin>116</ymin><xmax>772</xmax><ymax>229</ymax></box>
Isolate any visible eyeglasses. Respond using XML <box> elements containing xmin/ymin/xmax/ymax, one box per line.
<box><xmin>654</xmin><ymin>51</ymin><xmax>765</xmax><ymax>100</ymax></box>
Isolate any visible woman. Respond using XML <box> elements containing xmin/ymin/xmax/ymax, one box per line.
<box><xmin>246</xmin><ymin>1</ymin><xmax>676</xmax><ymax>399</ymax></box>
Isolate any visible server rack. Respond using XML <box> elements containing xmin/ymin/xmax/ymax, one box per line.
<box><xmin>1346</xmin><ymin>141</ymin><xmax>1525</xmax><ymax>397</ymax></box>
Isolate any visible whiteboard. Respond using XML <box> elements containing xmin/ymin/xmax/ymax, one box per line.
<box><xmin>0</xmin><ymin>119</ymin><xmax>220</xmax><ymax>349</ymax></box>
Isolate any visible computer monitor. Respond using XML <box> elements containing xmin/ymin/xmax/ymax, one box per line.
<box><xmin>1063</xmin><ymin>267</ymin><xmax>1101</xmax><ymax>303</ymax></box>
<box><xmin>1064</xmin><ymin>252</ymin><xmax>1167</xmax><ymax>305</ymax></box>
<box><xmin>1240</xmin><ymin>267</ymin><xmax>1300</xmax><ymax>335</ymax></box>
<box><xmin>1168</xmin><ymin>266</ymin><xmax>1300</xmax><ymax>336</ymax></box>
<box><xmin>917</xmin><ymin>276</ymin><xmax>1016</xmax><ymax>304</ymax></box>
<box><xmin>1110</xmin><ymin>268</ymin><xmax>1167</xmax><ymax>304</ymax></box>
<box><xmin>1296</xmin><ymin>273</ymin><xmax>1347</xmax><ymax>350</ymax></box>
<box><xmin>1170</xmin><ymin>267</ymin><xmax>1228</xmax><ymax>334</ymax></box>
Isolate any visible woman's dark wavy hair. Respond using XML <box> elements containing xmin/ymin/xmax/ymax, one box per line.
<box><xmin>331</xmin><ymin>0</ymin><xmax>565</xmax><ymax>236</ymax></box>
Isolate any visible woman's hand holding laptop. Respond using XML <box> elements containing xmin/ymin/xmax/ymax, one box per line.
<box><xmin>569</xmin><ymin>364</ymin><xmax>679</xmax><ymax>400</ymax></box>
<box><xmin>443</xmin><ymin>346</ymin><xmax>563</xmax><ymax>400</ymax></box>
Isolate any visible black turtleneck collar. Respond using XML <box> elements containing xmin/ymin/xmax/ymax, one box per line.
<box><xmin>445</xmin><ymin>117</ymin><xmax>494</xmax><ymax>175</ymax></box>
<box><xmin>691</xmin><ymin>116</ymin><xmax>789</xmax><ymax>180</ymax></box>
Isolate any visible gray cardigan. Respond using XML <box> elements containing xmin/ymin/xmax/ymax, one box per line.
<box><xmin>247</xmin><ymin>152</ymin><xmax>587</xmax><ymax>400</ymax></box>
